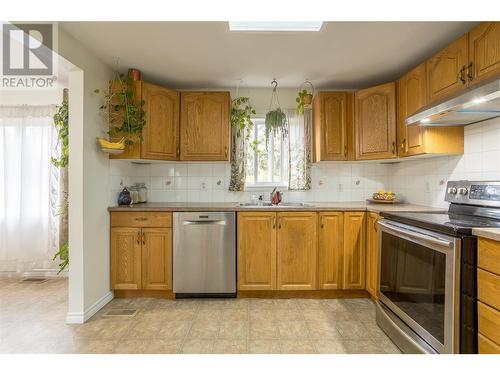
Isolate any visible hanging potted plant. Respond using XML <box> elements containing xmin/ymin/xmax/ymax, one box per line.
<box><xmin>95</xmin><ymin>71</ymin><xmax>146</xmax><ymax>154</ymax></box>
<box><xmin>265</xmin><ymin>79</ymin><xmax>288</xmax><ymax>148</ymax></box>
<box><xmin>296</xmin><ymin>80</ymin><xmax>314</xmax><ymax>115</ymax></box>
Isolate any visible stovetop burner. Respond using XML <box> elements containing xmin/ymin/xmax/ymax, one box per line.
<box><xmin>381</xmin><ymin>180</ymin><xmax>500</xmax><ymax>236</ymax></box>
<box><xmin>381</xmin><ymin>211</ymin><xmax>500</xmax><ymax>236</ymax></box>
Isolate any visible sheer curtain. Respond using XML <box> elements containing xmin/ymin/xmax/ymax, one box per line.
<box><xmin>286</xmin><ymin>108</ymin><xmax>312</xmax><ymax>190</ymax></box>
<box><xmin>0</xmin><ymin>105</ymin><xmax>59</xmax><ymax>273</ymax></box>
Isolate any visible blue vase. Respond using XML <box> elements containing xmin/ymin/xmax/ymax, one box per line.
<box><xmin>118</xmin><ymin>187</ymin><xmax>132</xmax><ymax>206</ymax></box>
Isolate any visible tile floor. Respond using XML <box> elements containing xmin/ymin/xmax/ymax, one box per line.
<box><xmin>0</xmin><ymin>277</ymin><xmax>401</xmax><ymax>354</ymax></box>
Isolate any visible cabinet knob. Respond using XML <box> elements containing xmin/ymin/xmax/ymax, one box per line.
<box><xmin>176</xmin><ymin>146</ymin><xmax>180</xmax><ymax>157</ymax></box>
<box><xmin>142</xmin><ymin>232</ymin><xmax>146</xmax><ymax>245</ymax></box>
<box><xmin>136</xmin><ymin>231</ymin><xmax>141</xmax><ymax>244</ymax></box>
<box><xmin>224</xmin><ymin>146</ymin><xmax>228</xmax><ymax>159</ymax></box>
<box><xmin>272</xmin><ymin>216</ymin><xmax>276</xmax><ymax>229</ymax></box>
<box><xmin>391</xmin><ymin>141</ymin><xmax>396</xmax><ymax>155</ymax></box>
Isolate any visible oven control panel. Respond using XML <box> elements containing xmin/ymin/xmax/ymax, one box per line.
<box><xmin>446</xmin><ymin>181</ymin><xmax>500</xmax><ymax>207</ymax></box>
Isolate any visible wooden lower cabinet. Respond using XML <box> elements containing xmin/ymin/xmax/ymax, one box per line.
<box><xmin>365</xmin><ymin>212</ymin><xmax>379</xmax><ymax>297</ymax></box>
<box><xmin>111</xmin><ymin>212</ymin><xmax>172</xmax><ymax>291</ymax></box>
<box><xmin>318</xmin><ymin>212</ymin><xmax>344</xmax><ymax>289</ymax></box>
<box><xmin>237</xmin><ymin>212</ymin><xmax>277</xmax><ymax>290</ymax></box>
<box><xmin>343</xmin><ymin>212</ymin><xmax>366</xmax><ymax>289</ymax></box>
<box><xmin>111</xmin><ymin>227</ymin><xmax>142</xmax><ymax>290</ymax></box>
<box><xmin>141</xmin><ymin>228</ymin><xmax>172</xmax><ymax>290</ymax></box>
<box><xmin>277</xmin><ymin>212</ymin><xmax>318</xmax><ymax>290</ymax></box>
<box><xmin>477</xmin><ymin>236</ymin><xmax>500</xmax><ymax>353</ymax></box>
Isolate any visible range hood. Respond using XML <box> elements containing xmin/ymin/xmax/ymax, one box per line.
<box><xmin>406</xmin><ymin>79</ymin><xmax>500</xmax><ymax>127</ymax></box>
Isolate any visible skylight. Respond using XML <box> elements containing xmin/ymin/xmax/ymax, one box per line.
<box><xmin>228</xmin><ymin>22</ymin><xmax>323</xmax><ymax>32</ymax></box>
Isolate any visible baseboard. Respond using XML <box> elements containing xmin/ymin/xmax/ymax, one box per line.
<box><xmin>237</xmin><ymin>289</ymin><xmax>370</xmax><ymax>299</ymax></box>
<box><xmin>66</xmin><ymin>290</ymin><xmax>114</xmax><ymax>324</ymax></box>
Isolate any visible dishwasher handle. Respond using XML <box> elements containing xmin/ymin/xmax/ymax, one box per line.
<box><xmin>182</xmin><ymin>220</ymin><xmax>227</xmax><ymax>225</ymax></box>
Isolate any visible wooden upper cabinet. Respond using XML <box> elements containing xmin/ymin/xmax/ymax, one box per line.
<box><xmin>343</xmin><ymin>212</ymin><xmax>366</xmax><ymax>290</ymax></box>
<box><xmin>111</xmin><ymin>227</ymin><xmax>142</xmax><ymax>290</ymax></box>
<box><xmin>110</xmin><ymin>81</ymin><xmax>179</xmax><ymax>161</ymax></box>
<box><xmin>469</xmin><ymin>22</ymin><xmax>500</xmax><ymax>86</ymax></box>
<box><xmin>141</xmin><ymin>228</ymin><xmax>172</xmax><ymax>290</ymax></box>
<box><xmin>397</xmin><ymin>64</ymin><xmax>464</xmax><ymax>157</ymax></box>
<box><xmin>313</xmin><ymin>92</ymin><xmax>353</xmax><ymax>161</ymax></box>
<box><xmin>141</xmin><ymin>82</ymin><xmax>180</xmax><ymax>160</ymax></box>
<box><xmin>397</xmin><ymin>63</ymin><xmax>427</xmax><ymax>157</ymax></box>
<box><xmin>318</xmin><ymin>212</ymin><xmax>344</xmax><ymax>290</ymax></box>
<box><xmin>365</xmin><ymin>212</ymin><xmax>379</xmax><ymax>298</ymax></box>
<box><xmin>180</xmin><ymin>92</ymin><xmax>230</xmax><ymax>161</ymax></box>
<box><xmin>277</xmin><ymin>212</ymin><xmax>317</xmax><ymax>291</ymax></box>
<box><xmin>355</xmin><ymin>82</ymin><xmax>396</xmax><ymax>160</ymax></box>
<box><xmin>237</xmin><ymin>212</ymin><xmax>277</xmax><ymax>291</ymax></box>
<box><xmin>427</xmin><ymin>34</ymin><xmax>468</xmax><ymax>104</ymax></box>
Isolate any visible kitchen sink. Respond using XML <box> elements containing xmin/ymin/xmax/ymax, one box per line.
<box><xmin>238</xmin><ymin>202</ymin><xmax>314</xmax><ymax>208</ymax></box>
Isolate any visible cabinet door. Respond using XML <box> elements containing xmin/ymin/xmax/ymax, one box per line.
<box><xmin>313</xmin><ymin>92</ymin><xmax>353</xmax><ymax>161</ymax></box>
<box><xmin>180</xmin><ymin>92</ymin><xmax>230</xmax><ymax>161</ymax></box>
<box><xmin>277</xmin><ymin>212</ymin><xmax>317</xmax><ymax>290</ymax></box>
<box><xmin>237</xmin><ymin>212</ymin><xmax>277</xmax><ymax>290</ymax></box>
<box><xmin>397</xmin><ymin>63</ymin><xmax>427</xmax><ymax>157</ymax></box>
<box><xmin>141</xmin><ymin>82</ymin><xmax>180</xmax><ymax>160</ymax></box>
<box><xmin>355</xmin><ymin>82</ymin><xmax>396</xmax><ymax>160</ymax></box>
<box><xmin>318</xmin><ymin>212</ymin><xmax>344</xmax><ymax>290</ymax></box>
<box><xmin>427</xmin><ymin>34</ymin><xmax>468</xmax><ymax>104</ymax></box>
<box><xmin>469</xmin><ymin>22</ymin><xmax>500</xmax><ymax>85</ymax></box>
<box><xmin>111</xmin><ymin>227</ymin><xmax>142</xmax><ymax>290</ymax></box>
<box><xmin>366</xmin><ymin>212</ymin><xmax>380</xmax><ymax>297</ymax></box>
<box><xmin>141</xmin><ymin>228</ymin><xmax>172</xmax><ymax>290</ymax></box>
<box><xmin>343</xmin><ymin>212</ymin><xmax>366</xmax><ymax>289</ymax></box>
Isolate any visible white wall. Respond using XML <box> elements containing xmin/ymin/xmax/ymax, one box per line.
<box><xmin>58</xmin><ymin>29</ymin><xmax>114</xmax><ymax>322</ymax></box>
<box><xmin>389</xmin><ymin>117</ymin><xmax>500</xmax><ymax>208</ymax></box>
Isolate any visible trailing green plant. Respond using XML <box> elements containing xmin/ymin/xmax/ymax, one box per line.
<box><xmin>296</xmin><ymin>89</ymin><xmax>312</xmax><ymax>115</ymax></box>
<box><xmin>95</xmin><ymin>73</ymin><xmax>146</xmax><ymax>146</ymax></box>
<box><xmin>51</xmin><ymin>99</ymin><xmax>69</xmax><ymax>168</ymax></box>
<box><xmin>53</xmin><ymin>241</ymin><xmax>68</xmax><ymax>274</ymax></box>
<box><xmin>231</xmin><ymin>96</ymin><xmax>258</xmax><ymax>152</ymax></box>
<box><xmin>51</xmin><ymin>94</ymin><xmax>70</xmax><ymax>274</ymax></box>
<box><xmin>265</xmin><ymin>108</ymin><xmax>288</xmax><ymax>146</ymax></box>
<box><xmin>265</xmin><ymin>80</ymin><xmax>288</xmax><ymax>148</ymax></box>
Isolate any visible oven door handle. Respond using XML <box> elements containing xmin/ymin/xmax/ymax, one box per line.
<box><xmin>378</xmin><ymin>220</ymin><xmax>453</xmax><ymax>249</ymax></box>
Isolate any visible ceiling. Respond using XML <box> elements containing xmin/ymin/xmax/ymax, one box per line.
<box><xmin>60</xmin><ymin>21</ymin><xmax>478</xmax><ymax>89</ymax></box>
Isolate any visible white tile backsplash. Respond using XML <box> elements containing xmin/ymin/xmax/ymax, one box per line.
<box><xmin>388</xmin><ymin>117</ymin><xmax>500</xmax><ymax>208</ymax></box>
<box><xmin>108</xmin><ymin>160</ymin><xmax>391</xmax><ymax>205</ymax></box>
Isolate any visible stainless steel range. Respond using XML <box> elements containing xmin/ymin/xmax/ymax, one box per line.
<box><xmin>376</xmin><ymin>181</ymin><xmax>500</xmax><ymax>354</ymax></box>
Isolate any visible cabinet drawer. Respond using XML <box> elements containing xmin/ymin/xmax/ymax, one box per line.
<box><xmin>479</xmin><ymin>333</ymin><xmax>500</xmax><ymax>354</ymax></box>
<box><xmin>111</xmin><ymin>212</ymin><xmax>172</xmax><ymax>228</ymax></box>
<box><xmin>478</xmin><ymin>268</ymin><xmax>500</xmax><ymax>311</ymax></box>
<box><xmin>478</xmin><ymin>237</ymin><xmax>500</xmax><ymax>276</ymax></box>
<box><xmin>478</xmin><ymin>301</ymin><xmax>500</xmax><ymax>346</ymax></box>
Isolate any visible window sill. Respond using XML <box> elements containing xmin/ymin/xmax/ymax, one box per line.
<box><xmin>244</xmin><ymin>183</ymin><xmax>289</xmax><ymax>192</ymax></box>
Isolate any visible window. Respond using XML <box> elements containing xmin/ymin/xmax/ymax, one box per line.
<box><xmin>245</xmin><ymin>118</ymin><xmax>288</xmax><ymax>189</ymax></box>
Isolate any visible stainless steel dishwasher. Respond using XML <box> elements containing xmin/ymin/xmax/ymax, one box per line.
<box><xmin>173</xmin><ymin>212</ymin><xmax>236</xmax><ymax>297</ymax></box>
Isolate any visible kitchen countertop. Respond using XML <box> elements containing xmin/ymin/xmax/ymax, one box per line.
<box><xmin>472</xmin><ymin>228</ymin><xmax>500</xmax><ymax>242</ymax></box>
<box><xmin>108</xmin><ymin>201</ymin><xmax>445</xmax><ymax>214</ymax></box>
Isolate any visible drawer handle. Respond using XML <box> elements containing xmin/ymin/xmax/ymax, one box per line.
<box><xmin>136</xmin><ymin>231</ymin><xmax>141</xmax><ymax>244</ymax></box>
<box><xmin>467</xmin><ymin>62</ymin><xmax>474</xmax><ymax>82</ymax></box>
<box><xmin>458</xmin><ymin>65</ymin><xmax>467</xmax><ymax>84</ymax></box>
<box><xmin>142</xmin><ymin>232</ymin><xmax>146</xmax><ymax>245</ymax></box>
<box><xmin>272</xmin><ymin>216</ymin><xmax>276</xmax><ymax>229</ymax></box>
<box><xmin>135</xmin><ymin>217</ymin><xmax>148</xmax><ymax>221</ymax></box>
<box><xmin>224</xmin><ymin>146</ymin><xmax>228</xmax><ymax>159</ymax></box>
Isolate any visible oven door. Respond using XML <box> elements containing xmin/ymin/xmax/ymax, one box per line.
<box><xmin>377</xmin><ymin>219</ymin><xmax>460</xmax><ymax>354</ymax></box>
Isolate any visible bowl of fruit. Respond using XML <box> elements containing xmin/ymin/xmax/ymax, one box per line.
<box><xmin>369</xmin><ymin>190</ymin><xmax>398</xmax><ymax>203</ymax></box>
